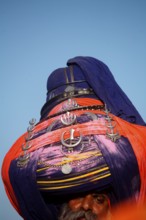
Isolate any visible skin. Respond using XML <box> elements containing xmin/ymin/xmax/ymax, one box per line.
<box><xmin>68</xmin><ymin>193</ymin><xmax>111</xmax><ymax>220</ymax></box>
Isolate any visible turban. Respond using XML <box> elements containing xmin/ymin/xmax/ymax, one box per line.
<box><xmin>41</xmin><ymin>56</ymin><xmax>145</xmax><ymax>125</ymax></box>
<box><xmin>2</xmin><ymin>56</ymin><xmax>146</xmax><ymax>220</ymax></box>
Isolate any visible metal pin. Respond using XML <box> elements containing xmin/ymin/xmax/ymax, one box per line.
<box><xmin>61</xmin><ymin>112</ymin><xmax>76</xmax><ymax>125</ymax></box>
<box><xmin>17</xmin><ymin>152</ymin><xmax>30</xmax><ymax>167</ymax></box>
<box><xmin>29</xmin><ymin>118</ymin><xmax>36</xmax><ymax>126</ymax></box>
<box><xmin>61</xmin><ymin>128</ymin><xmax>82</xmax><ymax>148</ymax></box>
<box><xmin>22</xmin><ymin>142</ymin><xmax>32</xmax><ymax>151</ymax></box>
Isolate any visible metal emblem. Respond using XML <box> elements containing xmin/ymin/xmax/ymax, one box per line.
<box><xmin>61</xmin><ymin>128</ymin><xmax>82</xmax><ymax>148</ymax></box>
<box><xmin>64</xmin><ymin>85</ymin><xmax>75</xmax><ymax>93</ymax></box>
<box><xmin>105</xmin><ymin>115</ymin><xmax>113</xmax><ymax>122</ymax></box>
<box><xmin>25</xmin><ymin>132</ymin><xmax>33</xmax><ymax>141</ymax></box>
<box><xmin>22</xmin><ymin>142</ymin><xmax>32</xmax><ymax>151</ymax></box>
<box><xmin>62</xmin><ymin>98</ymin><xmax>78</xmax><ymax>110</ymax></box>
<box><xmin>17</xmin><ymin>152</ymin><xmax>30</xmax><ymax>167</ymax></box>
<box><xmin>25</xmin><ymin>118</ymin><xmax>36</xmax><ymax>140</ymax></box>
<box><xmin>17</xmin><ymin>118</ymin><xmax>36</xmax><ymax>167</ymax></box>
<box><xmin>61</xmin><ymin>112</ymin><xmax>76</xmax><ymax>125</ymax></box>
<box><xmin>105</xmin><ymin>120</ymin><xmax>120</xmax><ymax>142</ymax></box>
<box><xmin>106</xmin><ymin>131</ymin><xmax>121</xmax><ymax>142</ymax></box>
<box><xmin>28</xmin><ymin>118</ymin><xmax>36</xmax><ymax>132</ymax></box>
<box><xmin>46</xmin><ymin>120</ymin><xmax>58</xmax><ymax>132</ymax></box>
<box><xmin>104</xmin><ymin>104</ymin><xmax>110</xmax><ymax>115</ymax></box>
<box><xmin>105</xmin><ymin>121</ymin><xmax>116</xmax><ymax>129</ymax></box>
<box><xmin>29</xmin><ymin>118</ymin><xmax>36</xmax><ymax>125</ymax></box>
<box><xmin>61</xmin><ymin>163</ymin><xmax>72</xmax><ymax>174</ymax></box>
<box><xmin>27</xmin><ymin>125</ymin><xmax>35</xmax><ymax>132</ymax></box>
<box><xmin>104</xmin><ymin>105</ymin><xmax>121</xmax><ymax>142</ymax></box>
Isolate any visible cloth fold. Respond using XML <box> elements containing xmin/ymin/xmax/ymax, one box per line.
<box><xmin>1</xmin><ymin>57</ymin><xmax>146</xmax><ymax>220</ymax></box>
<box><xmin>67</xmin><ymin>56</ymin><xmax>145</xmax><ymax>125</ymax></box>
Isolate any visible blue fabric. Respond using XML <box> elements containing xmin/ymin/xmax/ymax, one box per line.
<box><xmin>67</xmin><ymin>56</ymin><xmax>145</xmax><ymax>125</ymax></box>
<box><xmin>41</xmin><ymin>56</ymin><xmax>145</xmax><ymax>125</ymax></box>
<box><xmin>9</xmin><ymin>149</ymin><xmax>59</xmax><ymax>220</ymax></box>
<box><xmin>41</xmin><ymin>65</ymin><xmax>97</xmax><ymax>119</ymax></box>
<box><xmin>95</xmin><ymin>135</ymin><xmax>140</xmax><ymax>205</ymax></box>
<box><xmin>46</xmin><ymin>66</ymin><xmax>89</xmax><ymax>95</ymax></box>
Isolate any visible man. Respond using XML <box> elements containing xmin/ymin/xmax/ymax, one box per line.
<box><xmin>2</xmin><ymin>56</ymin><xmax>146</xmax><ymax>220</ymax></box>
<box><xmin>59</xmin><ymin>192</ymin><xmax>111</xmax><ymax>220</ymax></box>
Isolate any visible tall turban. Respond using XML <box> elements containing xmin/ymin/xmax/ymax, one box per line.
<box><xmin>2</xmin><ymin>56</ymin><xmax>146</xmax><ymax>220</ymax></box>
<box><xmin>41</xmin><ymin>56</ymin><xmax>145</xmax><ymax>126</ymax></box>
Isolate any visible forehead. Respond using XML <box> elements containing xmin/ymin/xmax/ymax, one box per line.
<box><xmin>41</xmin><ymin>188</ymin><xmax>109</xmax><ymax>205</ymax></box>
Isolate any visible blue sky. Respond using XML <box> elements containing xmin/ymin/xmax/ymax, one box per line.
<box><xmin>0</xmin><ymin>0</ymin><xmax>146</xmax><ymax>219</ymax></box>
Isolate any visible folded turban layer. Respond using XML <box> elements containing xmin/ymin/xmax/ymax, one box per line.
<box><xmin>41</xmin><ymin>56</ymin><xmax>145</xmax><ymax>126</ymax></box>
<box><xmin>2</xmin><ymin>57</ymin><xmax>146</xmax><ymax>220</ymax></box>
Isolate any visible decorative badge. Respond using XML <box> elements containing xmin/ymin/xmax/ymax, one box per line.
<box><xmin>61</xmin><ymin>128</ymin><xmax>82</xmax><ymax>148</ymax></box>
<box><xmin>61</xmin><ymin>111</ymin><xmax>76</xmax><ymax>125</ymax></box>
<box><xmin>61</xmin><ymin>163</ymin><xmax>72</xmax><ymax>174</ymax></box>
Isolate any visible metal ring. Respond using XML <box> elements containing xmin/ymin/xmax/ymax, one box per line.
<box><xmin>22</xmin><ymin>143</ymin><xmax>32</xmax><ymax>151</ymax></box>
<box><xmin>61</xmin><ymin>129</ymin><xmax>82</xmax><ymax>148</ymax></box>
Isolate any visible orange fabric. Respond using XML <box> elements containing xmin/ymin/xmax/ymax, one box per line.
<box><xmin>48</xmin><ymin>97</ymin><xmax>104</xmax><ymax>116</ymax></box>
<box><xmin>26</xmin><ymin>119</ymin><xmax>110</xmax><ymax>152</ymax></box>
<box><xmin>113</xmin><ymin>116</ymin><xmax>146</xmax><ymax>204</ymax></box>
<box><xmin>1</xmin><ymin>133</ymin><xmax>27</xmax><ymax>216</ymax></box>
<box><xmin>111</xmin><ymin>201</ymin><xmax>146</xmax><ymax>220</ymax></box>
<box><xmin>1</xmin><ymin>98</ymin><xmax>146</xmax><ymax>215</ymax></box>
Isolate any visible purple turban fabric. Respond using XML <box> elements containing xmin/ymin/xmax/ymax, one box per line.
<box><xmin>41</xmin><ymin>56</ymin><xmax>145</xmax><ymax>126</ymax></box>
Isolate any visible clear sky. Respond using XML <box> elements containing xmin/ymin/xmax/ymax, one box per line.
<box><xmin>0</xmin><ymin>0</ymin><xmax>146</xmax><ymax>219</ymax></box>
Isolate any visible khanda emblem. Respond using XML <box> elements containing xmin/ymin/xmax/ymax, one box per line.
<box><xmin>61</xmin><ymin>128</ymin><xmax>82</xmax><ymax>148</ymax></box>
<box><xmin>62</xmin><ymin>98</ymin><xmax>78</xmax><ymax>110</ymax></box>
<box><xmin>104</xmin><ymin>106</ymin><xmax>120</xmax><ymax>142</ymax></box>
<box><xmin>61</xmin><ymin>111</ymin><xmax>76</xmax><ymax>125</ymax></box>
<box><xmin>106</xmin><ymin>121</ymin><xmax>121</xmax><ymax>142</ymax></box>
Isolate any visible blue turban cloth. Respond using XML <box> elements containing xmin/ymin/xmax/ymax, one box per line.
<box><xmin>2</xmin><ymin>56</ymin><xmax>146</xmax><ymax>220</ymax></box>
<box><xmin>41</xmin><ymin>56</ymin><xmax>145</xmax><ymax>126</ymax></box>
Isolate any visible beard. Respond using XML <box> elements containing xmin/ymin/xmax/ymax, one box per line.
<box><xmin>58</xmin><ymin>203</ymin><xmax>98</xmax><ymax>220</ymax></box>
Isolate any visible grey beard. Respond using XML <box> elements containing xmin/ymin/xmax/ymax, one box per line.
<box><xmin>58</xmin><ymin>203</ymin><xmax>97</xmax><ymax>220</ymax></box>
